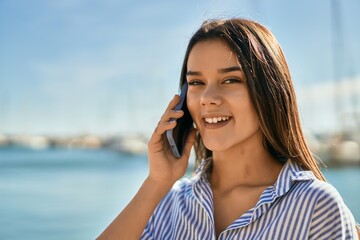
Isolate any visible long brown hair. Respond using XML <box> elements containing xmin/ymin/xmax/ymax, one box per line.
<box><xmin>179</xmin><ymin>18</ymin><xmax>326</xmax><ymax>181</ymax></box>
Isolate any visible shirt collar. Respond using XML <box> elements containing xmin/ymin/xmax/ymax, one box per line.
<box><xmin>192</xmin><ymin>157</ymin><xmax>316</xmax><ymax>201</ymax></box>
<box><xmin>273</xmin><ymin>158</ymin><xmax>316</xmax><ymax>197</ymax></box>
<box><xmin>191</xmin><ymin>158</ymin><xmax>317</xmax><ymax>230</ymax></box>
<box><xmin>192</xmin><ymin>157</ymin><xmax>211</xmax><ymax>182</ymax></box>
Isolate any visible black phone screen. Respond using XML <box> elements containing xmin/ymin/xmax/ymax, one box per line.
<box><xmin>172</xmin><ymin>94</ymin><xmax>193</xmax><ymax>156</ymax></box>
<box><xmin>166</xmin><ymin>83</ymin><xmax>193</xmax><ymax>157</ymax></box>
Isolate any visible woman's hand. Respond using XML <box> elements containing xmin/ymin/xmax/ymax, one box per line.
<box><xmin>147</xmin><ymin>94</ymin><xmax>196</xmax><ymax>187</ymax></box>
<box><xmin>96</xmin><ymin>95</ymin><xmax>195</xmax><ymax>240</ymax></box>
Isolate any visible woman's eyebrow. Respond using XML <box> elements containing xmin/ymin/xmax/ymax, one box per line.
<box><xmin>186</xmin><ymin>70</ymin><xmax>202</xmax><ymax>76</ymax></box>
<box><xmin>218</xmin><ymin>66</ymin><xmax>242</xmax><ymax>73</ymax></box>
<box><xmin>186</xmin><ymin>66</ymin><xmax>242</xmax><ymax>76</ymax></box>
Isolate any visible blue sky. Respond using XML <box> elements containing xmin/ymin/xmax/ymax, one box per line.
<box><xmin>0</xmin><ymin>0</ymin><xmax>359</xmax><ymax>136</ymax></box>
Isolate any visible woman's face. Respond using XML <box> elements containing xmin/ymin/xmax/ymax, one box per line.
<box><xmin>186</xmin><ymin>40</ymin><xmax>262</xmax><ymax>153</ymax></box>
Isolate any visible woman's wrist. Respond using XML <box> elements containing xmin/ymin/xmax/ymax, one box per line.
<box><xmin>145</xmin><ymin>175</ymin><xmax>175</xmax><ymax>194</ymax></box>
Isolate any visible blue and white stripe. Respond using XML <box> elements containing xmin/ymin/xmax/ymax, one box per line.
<box><xmin>141</xmin><ymin>159</ymin><xmax>358</xmax><ymax>239</ymax></box>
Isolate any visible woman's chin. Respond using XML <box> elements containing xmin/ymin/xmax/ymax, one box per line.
<box><xmin>203</xmin><ymin>140</ymin><xmax>229</xmax><ymax>152</ymax></box>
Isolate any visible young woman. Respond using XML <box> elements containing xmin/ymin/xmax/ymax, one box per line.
<box><xmin>98</xmin><ymin>18</ymin><xmax>359</xmax><ymax>239</ymax></box>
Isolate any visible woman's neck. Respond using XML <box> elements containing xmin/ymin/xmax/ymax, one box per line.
<box><xmin>209</xmin><ymin>142</ymin><xmax>283</xmax><ymax>192</ymax></box>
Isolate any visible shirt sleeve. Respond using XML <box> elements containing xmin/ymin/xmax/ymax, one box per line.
<box><xmin>140</xmin><ymin>215</ymin><xmax>155</xmax><ymax>240</ymax></box>
<box><xmin>308</xmin><ymin>182</ymin><xmax>359</xmax><ymax>240</ymax></box>
<box><xmin>140</xmin><ymin>186</ymin><xmax>177</xmax><ymax>240</ymax></box>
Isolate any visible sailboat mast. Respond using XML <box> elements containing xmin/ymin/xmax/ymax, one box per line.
<box><xmin>331</xmin><ymin>0</ymin><xmax>344</xmax><ymax>132</ymax></box>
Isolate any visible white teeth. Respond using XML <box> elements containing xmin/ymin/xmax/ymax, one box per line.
<box><xmin>204</xmin><ymin>116</ymin><xmax>230</xmax><ymax>123</ymax></box>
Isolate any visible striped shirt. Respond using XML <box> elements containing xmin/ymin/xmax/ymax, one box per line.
<box><xmin>141</xmin><ymin>159</ymin><xmax>358</xmax><ymax>239</ymax></box>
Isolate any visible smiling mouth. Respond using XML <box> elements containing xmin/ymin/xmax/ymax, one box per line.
<box><xmin>204</xmin><ymin>116</ymin><xmax>230</xmax><ymax>123</ymax></box>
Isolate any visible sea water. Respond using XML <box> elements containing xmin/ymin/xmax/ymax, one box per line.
<box><xmin>0</xmin><ymin>148</ymin><xmax>359</xmax><ymax>240</ymax></box>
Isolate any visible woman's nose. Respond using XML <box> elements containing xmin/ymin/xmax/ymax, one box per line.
<box><xmin>200</xmin><ymin>85</ymin><xmax>222</xmax><ymax>106</ymax></box>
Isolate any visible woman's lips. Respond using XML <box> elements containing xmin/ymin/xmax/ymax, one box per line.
<box><xmin>202</xmin><ymin>116</ymin><xmax>232</xmax><ymax>129</ymax></box>
<box><xmin>204</xmin><ymin>116</ymin><xmax>230</xmax><ymax>123</ymax></box>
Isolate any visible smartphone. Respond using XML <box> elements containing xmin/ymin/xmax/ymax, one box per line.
<box><xmin>166</xmin><ymin>83</ymin><xmax>193</xmax><ymax>158</ymax></box>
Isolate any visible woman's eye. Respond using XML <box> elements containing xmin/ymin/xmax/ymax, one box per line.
<box><xmin>188</xmin><ymin>80</ymin><xmax>203</xmax><ymax>86</ymax></box>
<box><xmin>223</xmin><ymin>78</ymin><xmax>242</xmax><ymax>84</ymax></box>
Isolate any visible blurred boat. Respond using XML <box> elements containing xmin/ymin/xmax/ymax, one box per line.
<box><xmin>0</xmin><ymin>134</ymin><xmax>10</xmax><ymax>146</ymax></box>
<box><xmin>103</xmin><ymin>134</ymin><xmax>148</xmax><ymax>155</ymax></box>
<box><xmin>11</xmin><ymin>134</ymin><xmax>50</xmax><ymax>149</ymax></box>
<box><xmin>328</xmin><ymin>135</ymin><xmax>360</xmax><ymax>165</ymax></box>
<box><xmin>305</xmin><ymin>130</ymin><xmax>360</xmax><ymax>166</ymax></box>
